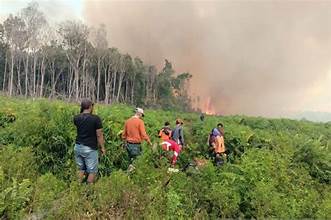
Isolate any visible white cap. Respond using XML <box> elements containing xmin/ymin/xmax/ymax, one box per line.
<box><xmin>135</xmin><ymin>107</ymin><xmax>145</xmax><ymax>116</ymax></box>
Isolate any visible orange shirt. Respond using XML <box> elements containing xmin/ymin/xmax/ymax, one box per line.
<box><xmin>159</xmin><ymin>127</ymin><xmax>172</xmax><ymax>141</ymax></box>
<box><xmin>214</xmin><ymin>135</ymin><xmax>225</xmax><ymax>153</ymax></box>
<box><xmin>122</xmin><ymin>116</ymin><xmax>150</xmax><ymax>144</ymax></box>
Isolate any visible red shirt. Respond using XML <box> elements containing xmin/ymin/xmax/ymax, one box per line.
<box><xmin>161</xmin><ymin>140</ymin><xmax>182</xmax><ymax>165</ymax></box>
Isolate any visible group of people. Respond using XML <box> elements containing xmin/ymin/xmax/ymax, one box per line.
<box><xmin>73</xmin><ymin>99</ymin><xmax>226</xmax><ymax>184</ymax></box>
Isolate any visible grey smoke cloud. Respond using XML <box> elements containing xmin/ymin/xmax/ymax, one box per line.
<box><xmin>82</xmin><ymin>0</ymin><xmax>331</xmax><ymax>116</ymax></box>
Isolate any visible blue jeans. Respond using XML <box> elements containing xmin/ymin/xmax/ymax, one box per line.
<box><xmin>74</xmin><ymin>144</ymin><xmax>98</xmax><ymax>173</ymax></box>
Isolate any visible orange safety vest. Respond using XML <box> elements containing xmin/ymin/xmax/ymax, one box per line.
<box><xmin>159</xmin><ymin>127</ymin><xmax>172</xmax><ymax>141</ymax></box>
<box><xmin>214</xmin><ymin>135</ymin><xmax>226</xmax><ymax>153</ymax></box>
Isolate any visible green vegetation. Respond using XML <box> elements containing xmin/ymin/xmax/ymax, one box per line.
<box><xmin>0</xmin><ymin>96</ymin><xmax>330</xmax><ymax>219</ymax></box>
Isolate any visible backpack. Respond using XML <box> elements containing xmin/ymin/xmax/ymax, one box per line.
<box><xmin>208</xmin><ymin>128</ymin><xmax>217</xmax><ymax>147</ymax></box>
<box><xmin>160</xmin><ymin>127</ymin><xmax>172</xmax><ymax>138</ymax></box>
<box><xmin>163</xmin><ymin>127</ymin><xmax>172</xmax><ymax>136</ymax></box>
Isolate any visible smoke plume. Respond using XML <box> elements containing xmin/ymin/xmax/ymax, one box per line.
<box><xmin>83</xmin><ymin>0</ymin><xmax>331</xmax><ymax>117</ymax></box>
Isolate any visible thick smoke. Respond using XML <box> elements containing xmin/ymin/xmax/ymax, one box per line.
<box><xmin>83</xmin><ymin>1</ymin><xmax>331</xmax><ymax>117</ymax></box>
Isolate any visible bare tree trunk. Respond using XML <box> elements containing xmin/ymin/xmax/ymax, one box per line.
<box><xmin>116</xmin><ymin>71</ymin><xmax>125</xmax><ymax>102</ymax></box>
<box><xmin>81</xmin><ymin>61</ymin><xmax>86</xmax><ymax>98</ymax></box>
<box><xmin>82</xmin><ymin>53</ymin><xmax>87</xmax><ymax>99</ymax></box>
<box><xmin>36</xmin><ymin>60</ymin><xmax>41</xmax><ymax>96</ymax></box>
<box><xmin>82</xmin><ymin>68</ymin><xmax>85</xmax><ymax>98</ymax></box>
<box><xmin>39</xmin><ymin>57</ymin><xmax>45</xmax><ymax>97</ymax></box>
<box><xmin>25</xmin><ymin>54</ymin><xmax>29</xmax><ymax>97</ymax></box>
<box><xmin>104</xmin><ymin>66</ymin><xmax>108</xmax><ymax>104</ymax></box>
<box><xmin>105</xmin><ymin>63</ymin><xmax>114</xmax><ymax>104</ymax></box>
<box><xmin>3</xmin><ymin>53</ymin><xmax>7</xmax><ymax>91</ymax></box>
<box><xmin>17</xmin><ymin>55</ymin><xmax>22</xmax><ymax>95</ymax></box>
<box><xmin>97</xmin><ymin>57</ymin><xmax>101</xmax><ymax>101</ymax></box>
<box><xmin>33</xmin><ymin>55</ymin><xmax>37</xmax><ymax>96</ymax></box>
<box><xmin>88</xmin><ymin>75</ymin><xmax>95</xmax><ymax>101</ymax></box>
<box><xmin>131</xmin><ymin>74</ymin><xmax>136</xmax><ymax>104</ymax></box>
<box><xmin>152</xmin><ymin>78</ymin><xmax>157</xmax><ymax>104</ymax></box>
<box><xmin>75</xmin><ymin>59</ymin><xmax>80</xmax><ymax>102</ymax></box>
<box><xmin>85</xmin><ymin>69</ymin><xmax>88</xmax><ymax>98</ymax></box>
<box><xmin>49</xmin><ymin>60</ymin><xmax>55</xmax><ymax>99</ymax></box>
<box><xmin>49</xmin><ymin>62</ymin><xmax>62</xmax><ymax>99</ymax></box>
<box><xmin>8</xmin><ymin>52</ymin><xmax>14</xmax><ymax>96</ymax></box>
<box><xmin>112</xmin><ymin>71</ymin><xmax>117</xmax><ymax>101</ymax></box>
<box><xmin>145</xmin><ymin>77</ymin><xmax>149</xmax><ymax>103</ymax></box>
<box><xmin>68</xmin><ymin>66</ymin><xmax>74</xmax><ymax>101</ymax></box>
<box><xmin>125</xmin><ymin>77</ymin><xmax>129</xmax><ymax>102</ymax></box>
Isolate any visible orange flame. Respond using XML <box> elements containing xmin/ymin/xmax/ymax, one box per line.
<box><xmin>204</xmin><ymin>97</ymin><xmax>216</xmax><ymax>115</ymax></box>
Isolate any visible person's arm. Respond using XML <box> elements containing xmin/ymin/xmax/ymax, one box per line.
<box><xmin>122</xmin><ymin>121</ymin><xmax>127</xmax><ymax>141</ymax></box>
<box><xmin>180</xmin><ymin>128</ymin><xmax>185</xmax><ymax>146</ymax></box>
<box><xmin>95</xmin><ymin>117</ymin><xmax>106</xmax><ymax>155</ymax></box>
<box><xmin>96</xmin><ymin>129</ymin><xmax>106</xmax><ymax>156</ymax></box>
<box><xmin>140</xmin><ymin>121</ymin><xmax>151</xmax><ymax>145</ymax></box>
<box><xmin>73</xmin><ymin>116</ymin><xmax>77</xmax><ymax>126</ymax></box>
<box><xmin>158</xmin><ymin>129</ymin><xmax>163</xmax><ymax>138</ymax></box>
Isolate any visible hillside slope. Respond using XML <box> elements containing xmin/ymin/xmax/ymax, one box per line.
<box><xmin>0</xmin><ymin>96</ymin><xmax>330</xmax><ymax>219</ymax></box>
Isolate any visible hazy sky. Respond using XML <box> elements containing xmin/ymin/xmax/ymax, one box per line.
<box><xmin>0</xmin><ymin>0</ymin><xmax>83</xmax><ymax>22</ymax></box>
<box><xmin>1</xmin><ymin>0</ymin><xmax>331</xmax><ymax>117</ymax></box>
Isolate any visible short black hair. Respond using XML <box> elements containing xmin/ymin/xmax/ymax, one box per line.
<box><xmin>165</xmin><ymin>121</ymin><xmax>170</xmax><ymax>126</ymax></box>
<box><xmin>163</xmin><ymin>129</ymin><xmax>170</xmax><ymax>135</ymax></box>
<box><xmin>80</xmin><ymin>99</ymin><xmax>93</xmax><ymax>113</ymax></box>
<box><xmin>217</xmin><ymin>123</ymin><xmax>224</xmax><ymax>128</ymax></box>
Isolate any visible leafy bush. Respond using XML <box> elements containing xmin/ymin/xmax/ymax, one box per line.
<box><xmin>0</xmin><ymin>109</ymin><xmax>16</xmax><ymax>127</ymax></box>
<box><xmin>0</xmin><ymin>146</ymin><xmax>37</xmax><ymax>182</ymax></box>
<box><xmin>294</xmin><ymin>139</ymin><xmax>331</xmax><ymax>184</ymax></box>
<box><xmin>0</xmin><ymin>96</ymin><xmax>330</xmax><ymax>219</ymax></box>
<box><xmin>32</xmin><ymin>173</ymin><xmax>66</xmax><ymax>214</ymax></box>
<box><xmin>0</xmin><ymin>176</ymin><xmax>33</xmax><ymax>219</ymax></box>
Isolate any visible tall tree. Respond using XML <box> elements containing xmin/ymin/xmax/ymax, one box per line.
<box><xmin>58</xmin><ymin>20</ymin><xmax>89</xmax><ymax>101</ymax></box>
<box><xmin>0</xmin><ymin>24</ymin><xmax>9</xmax><ymax>91</ymax></box>
<box><xmin>157</xmin><ymin>59</ymin><xmax>175</xmax><ymax>109</ymax></box>
<box><xmin>0</xmin><ymin>2</ymin><xmax>194</xmax><ymax>112</ymax></box>
<box><xmin>21</xmin><ymin>2</ymin><xmax>47</xmax><ymax>96</ymax></box>
<box><xmin>3</xmin><ymin>15</ymin><xmax>27</xmax><ymax>96</ymax></box>
<box><xmin>115</xmin><ymin>54</ymin><xmax>130</xmax><ymax>102</ymax></box>
<box><xmin>91</xmin><ymin>24</ymin><xmax>108</xmax><ymax>102</ymax></box>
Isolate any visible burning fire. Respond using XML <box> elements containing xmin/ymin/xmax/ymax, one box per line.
<box><xmin>204</xmin><ymin>97</ymin><xmax>216</xmax><ymax>115</ymax></box>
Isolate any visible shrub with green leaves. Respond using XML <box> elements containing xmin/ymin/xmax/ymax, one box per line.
<box><xmin>32</xmin><ymin>173</ymin><xmax>66</xmax><ymax>214</ymax></box>
<box><xmin>0</xmin><ymin>96</ymin><xmax>330</xmax><ymax>219</ymax></box>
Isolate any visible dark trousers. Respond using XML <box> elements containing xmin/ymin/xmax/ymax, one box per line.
<box><xmin>126</xmin><ymin>143</ymin><xmax>142</xmax><ymax>162</ymax></box>
<box><xmin>209</xmin><ymin>149</ymin><xmax>225</xmax><ymax>166</ymax></box>
<box><xmin>215</xmin><ymin>153</ymin><xmax>224</xmax><ymax>166</ymax></box>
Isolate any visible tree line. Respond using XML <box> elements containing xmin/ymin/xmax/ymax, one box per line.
<box><xmin>0</xmin><ymin>2</ymin><xmax>193</xmax><ymax>111</ymax></box>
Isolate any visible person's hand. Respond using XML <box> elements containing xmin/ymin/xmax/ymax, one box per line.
<box><xmin>101</xmin><ymin>147</ymin><xmax>106</xmax><ymax>156</ymax></box>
